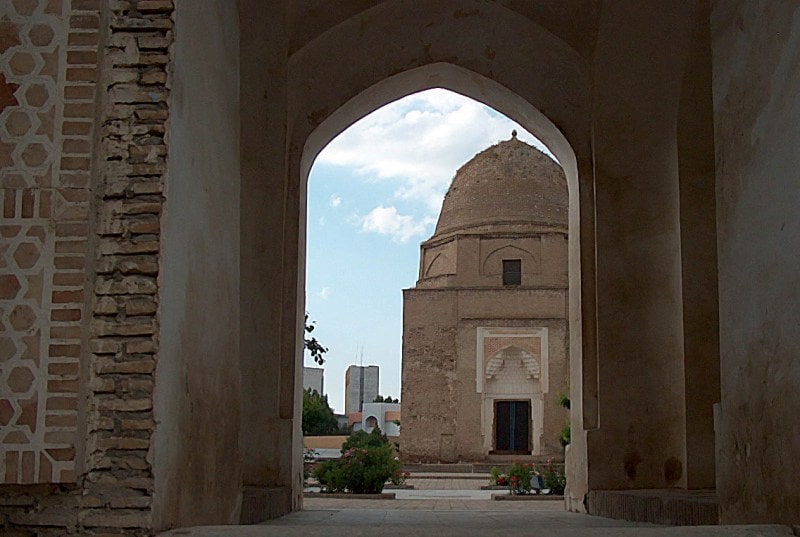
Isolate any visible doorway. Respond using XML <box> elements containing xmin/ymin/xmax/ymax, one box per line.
<box><xmin>494</xmin><ymin>400</ymin><xmax>531</xmax><ymax>454</ymax></box>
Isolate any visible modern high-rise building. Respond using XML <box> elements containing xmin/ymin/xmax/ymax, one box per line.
<box><xmin>344</xmin><ymin>365</ymin><xmax>379</xmax><ymax>413</ymax></box>
<box><xmin>303</xmin><ymin>367</ymin><xmax>324</xmax><ymax>395</ymax></box>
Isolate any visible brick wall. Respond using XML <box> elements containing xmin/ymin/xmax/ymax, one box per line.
<box><xmin>1</xmin><ymin>1</ymin><xmax>173</xmax><ymax>534</ymax></box>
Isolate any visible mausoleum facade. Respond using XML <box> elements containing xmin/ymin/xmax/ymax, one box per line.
<box><xmin>402</xmin><ymin>136</ymin><xmax>569</xmax><ymax>462</ymax></box>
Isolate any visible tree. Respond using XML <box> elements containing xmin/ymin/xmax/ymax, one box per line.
<box><xmin>372</xmin><ymin>395</ymin><xmax>399</xmax><ymax>403</ymax></box>
<box><xmin>304</xmin><ymin>313</ymin><xmax>328</xmax><ymax>365</ymax></box>
<box><xmin>302</xmin><ymin>388</ymin><xmax>339</xmax><ymax>435</ymax></box>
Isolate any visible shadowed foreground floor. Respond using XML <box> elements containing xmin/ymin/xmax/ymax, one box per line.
<box><xmin>159</xmin><ymin>498</ymin><xmax>795</xmax><ymax>537</ymax></box>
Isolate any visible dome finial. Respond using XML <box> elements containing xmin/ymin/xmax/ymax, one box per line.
<box><xmin>511</xmin><ymin>129</ymin><xmax>517</xmax><ymax>138</ymax></box>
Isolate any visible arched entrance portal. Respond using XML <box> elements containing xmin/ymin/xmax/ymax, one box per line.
<box><xmin>237</xmin><ymin>1</ymin><xmax>599</xmax><ymax>517</ymax></box>
<box><xmin>236</xmin><ymin>0</ymin><xmax>719</xmax><ymax>525</ymax></box>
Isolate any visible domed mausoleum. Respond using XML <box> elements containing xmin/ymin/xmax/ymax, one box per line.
<box><xmin>401</xmin><ymin>134</ymin><xmax>569</xmax><ymax>462</ymax></box>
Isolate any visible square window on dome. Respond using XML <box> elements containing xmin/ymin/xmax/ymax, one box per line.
<box><xmin>502</xmin><ymin>259</ymin><xmax>522</xmax><ymax>286</ymax></box>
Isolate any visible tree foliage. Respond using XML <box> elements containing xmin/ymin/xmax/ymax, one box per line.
<box><xmin>304</xmin><ymin>313</ymin><xmax>328</xmax><ymax>365</ymax></box>
<box><xmin>342</xmin><ymin>427</ymin><xmax>389</xmax><ymax>450</ymax></box>
<box><xmin>372</xmin><ymin>395</ymin><xmax>399</xmax><ymax>403</ymax></box>
<box><xmin>302</xmin><ymin>388</ymin><xmax>339</xmax><ymax>435</ymax></box>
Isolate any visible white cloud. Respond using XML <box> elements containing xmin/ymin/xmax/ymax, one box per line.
<box><xmin>318</xmin><ymin>287</ymin><xmax>331</xmax><ymax>300</ymax></box>
<box><xmin>329</xmin><ymin>195</ymin><xmax>342</xmax><ymax>208</ymax></box>
<box><xmin>316</xmin><ymin>88</ymin><xmax>554</xmax><ymax>214</ymax></box>
<box><xmin>360</xmin><ymin>206</ymin><xmax>435</xmax><ymax>243</ymax></box>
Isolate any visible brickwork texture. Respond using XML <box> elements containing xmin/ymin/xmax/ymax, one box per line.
<box><xmin>1</xmin><ymin>0</ymin><xmax>173</xmax><ymax>534</ymax></box>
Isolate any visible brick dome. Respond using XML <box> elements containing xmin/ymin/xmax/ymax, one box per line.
<box><xmin>433</xmin><ymin>134</ymin><xmax>568</xmax><ymax>237</ymax></box>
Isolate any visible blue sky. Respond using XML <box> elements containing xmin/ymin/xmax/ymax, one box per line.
<box><xmin>304</xmin><ymin>88</ymin><xmax>551</xmax><ymax>413</ymax></box>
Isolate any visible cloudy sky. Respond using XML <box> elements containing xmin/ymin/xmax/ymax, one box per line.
<box><xmin>305</xmin><ymin>88</ymin><xmax>551</xmax><ymax>413</ymax></box>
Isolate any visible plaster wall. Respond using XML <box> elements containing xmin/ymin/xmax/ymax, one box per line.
<box><xmin>678</xmin><ymin>5</ymin><xmax>720</xmax><ymax>490</ymax></box>
<box><xmin>153</xmin><ymin>1</ymin><xmax>242</xmax><ymax>529</ymax></box>
<box><xmin>585</xmin><ymin>1</ymin><xmax>704</xmax><ymax>492</ymax></box>
<box><xmin>238</xmin><ymin>0</ymin><xmax>299</xmax><ymax>520</ymax></box>
<box><xmin>711</xmin><ymin>0</ymin><xmax>800</xmax><ymax>524</ymax></box>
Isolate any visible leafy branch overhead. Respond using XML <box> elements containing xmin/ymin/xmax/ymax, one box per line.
<box><xmin>304</xmin><ymin>313</ymin><xmax>328</xmax><ymax>365</ymax></box>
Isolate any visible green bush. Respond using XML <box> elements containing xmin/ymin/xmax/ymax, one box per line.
<box><xmin>313</xmin><ymin>428</ymin><xmax>401</xmax><ymax>494</ymax></box>
<box><xmin>342</xmin><ymin>428</ymin><xmax>390</xmax><ymax>450</ymax></box>
<box><xmin>314</xmin><ymin>460</ymin><xmax>347</xmax><ymax>492</ymax></box>
<box><xmin>559</xmin><ymin>423</ymin><xmax>571</xmax><ymax>447</ymax></box>
<box><xmin>489</xmin><ymin>466</ymin><xmax>502</xmax><ymax>485</ymax></box>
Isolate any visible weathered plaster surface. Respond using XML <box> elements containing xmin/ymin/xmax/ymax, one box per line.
<box><xmin>154</xmin><ymin>0</ymin><xmax>242</xmax><ymax>529</ymax></box>
<box><xmin>238</xmin><ymin>0</ymin><xmax>299</xmax><ymax>520</ymax></box>
<box><xmin>712</xmin><ymin>0</ymin><xmax>800</xmax><ymax>525</ymax></box>
<box><xmin>587</xmin><ymin>1</ymin><xmax>707</xmax><ymax>493</ymax></box>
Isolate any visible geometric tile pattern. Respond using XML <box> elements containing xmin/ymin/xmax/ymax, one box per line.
<box><xmin>1</xmin><ymin>0</ymin><xmax>95</xmax><ymax>484</ymax></box>
<box><xmin>1</xmin><ymin>0</ymin><xmax>169</xmax><ymax>530</ymax></box>
<box><xmin>0</xmin><ymin>221</ymin><xmax>59</xmax><ymax>483</ymax></box>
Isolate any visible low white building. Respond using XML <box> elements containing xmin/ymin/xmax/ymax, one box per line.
<box><xmin>349</xmin><ymin>402</ymin><xmax>401</xmax><ymax>437</ymax></box>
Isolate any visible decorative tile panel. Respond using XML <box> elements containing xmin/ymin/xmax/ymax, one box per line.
<box><xmin>1</xmin><ymin>0</ymin><xmax>96</xmax><ymax>485</ymax></box>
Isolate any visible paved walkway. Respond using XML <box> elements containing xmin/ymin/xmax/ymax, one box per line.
<box><xmin>160</xmin><ymin>495</ymin><xmax>794</xmax><ymax>537</ymax></box>
<box><xmin>159</xmin><ymin>474</ymin><xmax>794</xmax><ymax>537</ymax></box>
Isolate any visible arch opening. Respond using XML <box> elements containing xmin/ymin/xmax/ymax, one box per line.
<box><xmin>296</xmin><ymin>63</ymin><xmax>584</xmax><ymax>496</ymax></box>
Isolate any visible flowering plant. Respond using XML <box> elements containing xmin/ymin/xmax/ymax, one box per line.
<box><xmin>507</xmin><ymin>461</ymin><xmax>537</xmax><ymax>495</ymax></box>
<box><xmin>490</xmin><ymin>466</ymin><xmax>508</xmax><ymax>486</ymax></box>
<box><xmin>390</xmin><ymin>469</ymin><xmax>411</xmax><ymax>486</ymax></box>
<box><xmin>303</xmin><ymin>448</ymin><xmax>318</xmax><ymax>484</ymax></box>
<box><xmin>490</xmin><ymin>463</ymin><xmax>539</xmax><ymax>494</ymax></box>
<box><xmin>542</xmin><ymin>458</ymin><xmax>566</xmax><ymax>495</ymax></box>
